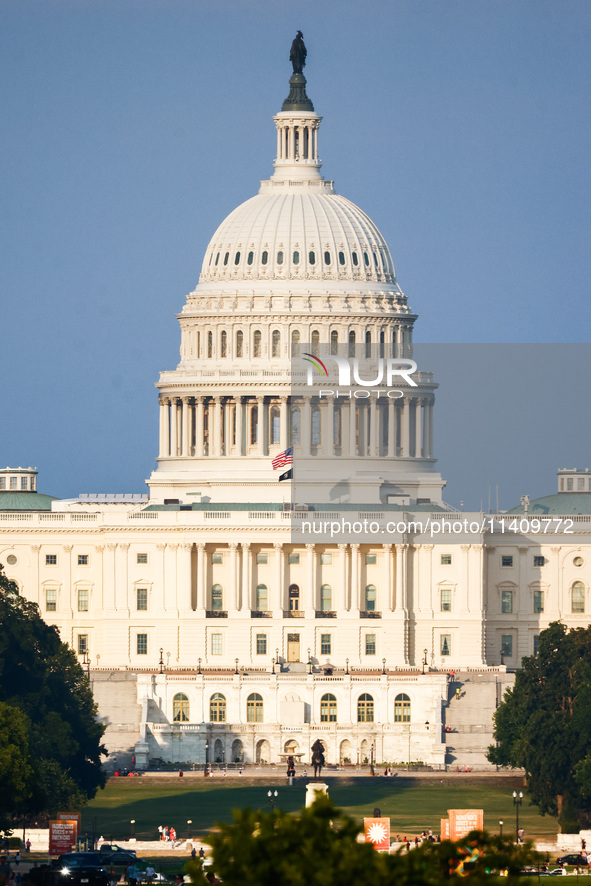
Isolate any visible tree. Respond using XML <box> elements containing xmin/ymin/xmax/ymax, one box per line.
<box><xmin>189</xmin><ymin>796</ymin><xmax>535</xmax><ymax>886</ymax></box>
<box><xmin>0</xmin><ymin>566</ymin><xmax>106</xmax><ymax>825</ymax></box>
<box><xmin>488</xmin><ymin>621</ymin><xmax>591</xmax><ymax>828</ymax></box>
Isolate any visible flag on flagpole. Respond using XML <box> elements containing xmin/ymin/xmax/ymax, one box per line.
<box><xmin>279</xmin><ymin>468</ymin><xmax>293</xmax><ymax>482</ymax></box>
<box><xmin>272</xmin><ymin>447</ymin><xmax>293</xmax><ymax>470</ymax></box>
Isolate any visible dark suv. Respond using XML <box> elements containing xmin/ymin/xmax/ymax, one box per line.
<box><xmin>55</xmin><ymin>854</ymin><xmax>108</xmax><ymax>886</ymax></box>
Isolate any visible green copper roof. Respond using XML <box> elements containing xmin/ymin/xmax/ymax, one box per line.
<box><xmin>506</xmin><ymin>493</ymin><xmax>591</xmax><ymax>516</ymax></box>
<box><xmin>0</xmin><ymin>491</ymin><xmax>58</xmax><ymax>511</ymax></box>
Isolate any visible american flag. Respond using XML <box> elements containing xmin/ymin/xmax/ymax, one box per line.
<box><xmin>272</xmin><ymin>447</ymin><xmax>293</xmax><ymax>471</ymax></box>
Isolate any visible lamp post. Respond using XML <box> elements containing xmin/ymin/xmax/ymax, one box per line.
<box><xmin>271</xmin><ymin>657</ymin><xmax>276</xmax><ymax>674</ymax></box>
<box><xmin>204</xmin><ymin>741</ymin><xmax>209</xmax><ymax>777</ymax></box>
<box><xmin>197</xmin><ymin>657</ymin><xmax>202</xmax><ymax>675</ymax></box>
<box><xmin>187</xmin><ymin>820</ymin><xmax>192</xmax><ymax>839</ymax></box>
<box><xmin>499</xmin><ymin>820</ymin><xmax>503</xmax><ymax>838</ymax></box>
<box><xmin>382</xmin><ymin>658</ymin><xmax>386</xmax><ymax>675</ymax></box>
<box><xmin>235</xmin><ymin>658</ymin><xmax>239</xmax><ymax>675</ymax></box>
<box><xmin>422</xmin><ymin>648</ymin><xmax>428</xmax><ymax>674</ymax></box>
<box><xmin>345</xmin><ymin>657</ymin><xmax>349</xmax><ymax>675</ymax></box>
<box><xmin>130</xmin><ymin>820</ymin><xmax>135</xmax><ymax>839</ymax></box>
<box><xmin>267</xmin><ymin>789</ymin><xmax>278</xmax><ymax>810</ymax></box>
<box><xmin>513</xmin><ymin>791</ymin><xmax>523</xmax><ymax>841</ymax></box>
<box><xmin>307</xmin><ymin>648</ymin><xmax>312</xmax><ymax>675</ymax></box>
<box><xmin>159</xmin><ymin>648</ymin><xmax>164</xmax><ymax>674</ymax></box>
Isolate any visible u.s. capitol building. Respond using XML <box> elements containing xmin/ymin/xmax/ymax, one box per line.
<box><xmin>1</xmin><ymin>39</ymin><xmax>590</xmax><ymax>771</ymax></box>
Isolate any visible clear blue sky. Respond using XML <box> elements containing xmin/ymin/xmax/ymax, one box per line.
<box><xmin>1</xmin><ymin>1</ymin><xmax>590</xmax><ymax>508</ymax></box>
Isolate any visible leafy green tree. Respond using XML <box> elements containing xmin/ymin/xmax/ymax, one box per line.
<box><xmin>0</xmin><ymin>702</ymin><xmax>39</xmax><ymax>827</ymax></box>
<box><xmin>0</xmin><ymin>565</ymin><xmax>106</xmax><ymax>823</ymax></box>
<box><xmin>488</xmin><ymin>621</ymin><xmax>591</xmax><ymax>827</ymax></box>
<box><xmin>192</xmin><ymin>796</ymin><xmax>535</xmax><ymax>886</ymax></box>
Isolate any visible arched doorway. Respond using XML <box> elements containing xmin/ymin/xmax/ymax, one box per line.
<box><xmin>214</xmin><ymin>738</ymin><xmax>224</xmax><ymax>763</ymax></box>
<box><xmin>231</xmin><ymin>739</ymin><xmax>244</xmax><ymax>763</ymax></box>
<box><xmin>289</xmin><ymin>583</ymin><xmax>300</xmax><ymax>613</ymax></box>
<box><xmin>360</xmin><ymin>738</ymin><xmax>370</xmax><ymax>764</ymax></box>
<box><xmin>256</xmin><ymin>738</ymin><xmax>271</xmax><ymax>764</ymax></box>
<box><xmin>340</xmin><ymin>739</ymin><xmax>352</xmax><ymax>764</ymax></box>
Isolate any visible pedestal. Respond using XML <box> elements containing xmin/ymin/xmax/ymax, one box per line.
<box><xmin>305</xmin><ymin>781</ymin><xmax>329</xmax><ymax>807</ymax></box>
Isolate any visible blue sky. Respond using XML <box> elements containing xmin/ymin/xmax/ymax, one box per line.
<box><xmin>1</xmin><ymin>1</ymin><xmax>590</xmax><ymax>508</ymax></box>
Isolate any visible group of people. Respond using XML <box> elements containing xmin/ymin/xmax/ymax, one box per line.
<box><xmin>157</xmin><ymin>826</ymin><xmax>177</xmax><ymax>846</ymax></box>
<box><xmin>394</xmin><ymin>830</ymin><xmax>441</xmax><ymax>849</ymax></box>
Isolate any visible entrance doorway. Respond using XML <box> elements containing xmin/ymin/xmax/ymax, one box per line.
<box><xmin>287</xmin><ymin>633</ymin><xmax>300</xmax><ymax>662</ymax></box>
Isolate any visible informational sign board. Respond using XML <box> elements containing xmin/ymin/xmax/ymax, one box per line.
<box><xmin>441</xmin><ymin>818</ymin><xmax>450</xmax><ymax>839</ymax></box>
<box><xmin>49</xmin><ymin>820</ymin><xmax>78</xmax><ymax>856</ymax></box>
<box><xmin>57</xmin><ymin>812</ymin><xmax>81</xmax><ymax>833</ymax></box>
<box><xmin>447</xmin><ymin>809</ymin><xmax>484</xmax><ymax>841</ymax></box>
<box><xmin>364</xmin><ymin>817</ymin><xmax>391</xmax><ymax>852</ymax></box>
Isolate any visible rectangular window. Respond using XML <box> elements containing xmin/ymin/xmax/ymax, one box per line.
<box><xmin>567</xmin><ymin>478</ymin><xmax>573</xmax><ymax>490</ymax></box>
<box><xmin>137</xmin><ymin>588</ymin><xmax>148</xmax><ymax>611</ymax></box>
<box><xmin>0</xmin><ymin>478</ymin><xmax>5</xmax><ymax>489</ymax></box>
<box><xmin>289</xmin><ymin>553</ymin><xmax>300</xmax><ymax>565</ymax></box>
<box><xmin>441</xmin><ymin>554</ymin><xmax>452</xmax><ymax>565</ymax></box>
<box><xmin>501</xmin><ymin>590</ymin><xmax>513</xmax><ymax>613</ymax></box>
<box><xmin>45</xmin><ymin>554</ymin><xmax>57</xmax><ymax>566</ymax></box>
<box><xmin>211</xmin><ymin>585</ymin><xmax>223</xmax><ymax>610</ymax></box>
<box><xmin>211</xmin><ymin>553</ymin><xmax>223</xmax><ymax>564</ymax></box>
<box><xmin>365</xmin><ymin>553</ymin><xmax>377</xmax><ymax>565</ymax></box>
<box><xmin>211</xmin><ymin>633</ymin><xmax>222</xmax><ymax>655</ymax></box>
<box><xmin>46</xmin><ymin>589</ymin><xmax>57</xmax><ymax>611</ymax></box>
<box><xmin>364</xmin><ymin>585</ymin><xmax>376</xmax><ymax>611</ymax></box>
<box><xmin>137</xmin><ymin>553</ymin><xmax>148</xmax><ymax>564</ymax></box>
<box><xmin>365</xmin><ymin>633</ymin><xmax>376</xmax><ymax>656</ymax></box>
<box><xmin>21</xmin><ymin>476</ymin><xmax>28</xmax><ymax>490</ymax></box>
<box><xmin>256</xmin><ymin>553</ymin><xmax>268</xmax><ymax>564</ymax></box>
<box><xmin>10</xmin><ymin>477</ymin><xmax>17</xmax><ymax>490</ymax></box>
<box><xmin>533</xmin><ymin>634</ymin><xmax>540</xmax><ymax>655</ymax></box>
<box><xmin>533</xmin><ymin>589</ymin><xmax>544</xmax><ymax>613</ymax></box>
<box><xmin>572</xmin><ymin>585</ymin><xmax>585</xmax><ymax>613</ymax></box>
<box><xmin>501</xmin><ymin>555</ymin><xmax>514</xmax><ymax>567</ymax></box>
<box><xmin>533</xmin><ymin>555</ymin><xmax>545</xmax><ymax>567</ymax></box>
<box><xmin>320</xmin><ymin>553</ymin><xmax>332</xmax><ymax>565</ymax></box>
<box><xmin>440</xmin><ymin>588</ymin><xmax>452</xmax><ymax>612</ymax></box>
<box><xmin>320</xmin><ymin>633</ymin><xmax>331</xmax><ymax>656</ymax></box>
<box><xmin>440</xmin><ymin>634</ymin><xmax>451</xmax><ymax>656</ymax></box>
<box><xmin>77</xmin><ymin>554</ymin><xmax>89</xmax><ymax>566</ymax></box>
<box><xmin>256</xmin><ymin>633</ymin><xmax>267</xmax><ymax>655</ymax></box>
<box><xmin>77</xmin><ymin>589</ymin><xmax>89</xmax><ymax>612</ymax></box>
<box><xmin>501</xmin><ymin>635</ymin><xmax>513</xmax><ymax>657</ymax></box>
<box><xmin>77</xmin><ymin>634</ymin><xmax>88</xmax><ymax>655</ymax></box>
<box><xmin>136</xmin><ymin>633</ymin><xmax>148</xmax><ymax>655</ymax></box>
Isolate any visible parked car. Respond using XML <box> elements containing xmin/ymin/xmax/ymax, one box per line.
<box><xmin>56</xmin><ymin>855</ymin><xmax>108</xmax><ymax>870</ymax></box>
<box><xmin>555</xmin><ymin>854</ymin><xmax>589</xmax><ymax>866</ymax></box>
<box><xmin>97</xmin><ymin>849</ymin><xmax>143</xmax><ymax>868</ymax></box>
<box><xmin>98</xmin><ymin>846</ymin><xmax>137</xmax><ymax>860</ymax></box>
<box><xmin>55</xmin><ymin>855</ymin><xmax>109</xmax><ymax>886</ymax></box>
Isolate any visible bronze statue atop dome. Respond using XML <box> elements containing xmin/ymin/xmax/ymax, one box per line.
<box><xmin>290</xmin><ymin>31</ymin><xmax>307</xmax><ymax>74</ymax></box>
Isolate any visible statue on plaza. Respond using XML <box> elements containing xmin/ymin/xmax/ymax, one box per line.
<box><xmin>311</xmin><ymin>739</ymin><xmax>325</xmax><ymax>779</ymax></box>
<box><xmin>290</xmin><ymin>31</ymin><xmax>307</xmax><ymax>74</ymax></box>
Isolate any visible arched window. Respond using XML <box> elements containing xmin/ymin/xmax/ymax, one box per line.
<box><xmin>365</xmin><ymin>330</ymin><xmax>372</xmax><ymax>358</ymax></box>
<box><xmin>324</xmin><ymin>251</ymin><xmax>331</xmax><ymax>265</ymax></box>
<box><xmin>270</xmin><ymin>406</ymin><xmax>280</xmax><ymax>444</ymax></box>
<box><xmin>236</xmin><ymin>329</ymin><xmax>243</xmax><ymax>358</ymax></box>
<box><xmin>234</xmin><ymin>251</ymin><xmax>240</xmax><ymax>265</ymax></box>
<box><xmin>330</xmin><ymin>330</ymin><xmax>338</xmax><ymax>355</ymax></box>
<box><xmin>348</xmin><ymin>330</ymin><xmax>356</xmax><ymax>357</ymax></box>
<box><xmin>247</xmin><ymin>251</ymin><xmax>254</xmax><ymax>265</ymax></box>
<box><xmin>247</xmin><ymin>692</ymin><xmax>264</xmax><ymax>723</ymax></box>
<box><xmin>320</xmin><ymin>693</ymin><xmax>337</xmax><ymax>723</ymax></box>
<box><xmin>311</xmin><ymin>329</ymin><xmax>320</xmax><ymax>356</ymax></box>
<box><xmin>223</xmin><ymin>252</ymin><xmax>229</xmax><ymax>266</ymax></box>
<box><xmin>289</xmin><ymin>583</ymin><xmax>300</xmax><ymax>613</ymax></box>
<box><xmin>379</xmin><ymin>329</ymin><xmax>385</xmax><ymax>358</ymax></box>
<box><xmin>173</xmin><ymin>693</ymin><xmax>190</xmax><ymax>723</ymax></box>
<box><xmin>339</xmin><ymin>251</ymin><xmax>345</xmax><ymax>265</ymax></box>
<box><xmin>256</xmin><ymin>584</ymin><xmax>268</xmax><ymax>611</ymax></box>
<box><xmin>357</xmin><ymin>693</ymin><xmax>374</xmax><ymax>723</ymax></box>
<box><xmin>253</xmin><ymin>330</ymin><xmax>262</xmax><ymax>358</ymax></box>
<box><xmin>364</xmin><ymin>585</ymin><xmax>376</xmax><ymax>612</ymax></box>
<box><xmin>215</xmin><ymin>252</ymin><xmax>220</xmax><ymax>266</ymax></box>
<box><xmin>272</xmin><ymin>329</ymin><xmax>281</xmax><ymax>358</ymax></box>
<box><xmin>394</xmin><ymin>693</ymin><xmax>411</xmax><ymax>723</ymax></box>
<box><xmin>320</xmin><ymin>584</ymin><xmax>332</xmax><ymax>611</ymax></box>
<box><xmin>290</xmin><ymin>406</ymin><xmax>301</xmax><ymax>444</ymax></box>
<box><xmin>220</xmin><ymin>330</ymin><xmax>227</xmax><ymax>357</ymax></box>
<box><xmin>364</xmin><ymin>251</ymin><xmax>370</xmax><ymax>266</ymax></box>
<box><xmin>352</xmin><ymin>251</ymin><xmax>359</xmax><ymax>267</ymax></box>
<box><xmin>291</xmin><ymin>329</ymin><xmax>301</xmax><ymax>357</ymax></box>
<box><xmin>211</xmin><ymin>584</ymin><xmax>223</xmax><ymax>611</ymax></box>
<box><xmin>572</xmin><ymin>581</ymin><xmax>585</xmax><ymax>613</ymax></box>
<box><xmin>293</xmin><ymin>251</ymin><xmax>300</xmax><ymax>265</ymax></box>
<box><xmin>207</xmin><ymin>331</ymin><xmax>213</xmax><ymax>358</ymax></box>
<box><xmin>277</xmin><ymin>250</ymin><xmax>284</xmax><ymax>265</ymax></box>
<box><xmin>250</xmin><ymin>405</ymin><xmax>258</xmax><ymax>445</ymax></box>
<box><xmin>262</xmin><ymin>250</ymin><xmax>268</xmax><ymax>265</ymax></box>
<box><xmin>309</xmin><ymin>251</ymin><xmax>316</xmax><ymax>265</ymax></box>
<box><xmin>196</xmin><ymin>330</ymin><xmax>201</xmax><ymax>357</ymax></box>
<box><xmin>210</xmin><ymin>693</ymin><xmax>226</xmax><ymax>723</ymax></box>
<box><xmin>311</xmin><ymin>406</ymin><xmax>321</xmax><ymax>446</ymax></box>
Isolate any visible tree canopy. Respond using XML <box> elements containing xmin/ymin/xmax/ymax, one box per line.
<box><xmin>488</xmin><ymin>621</ymin><xmax>591</xmax><ymax>828</ymax></box>
<box><xmin>0</xmin><ymin>565</ymin><xmax>106</xmax><ymax>828</ymax></box>
<box><xmin>187</xmin><ymin>796</ymin><xmax>535</xmax><ymax>886</ymax></box>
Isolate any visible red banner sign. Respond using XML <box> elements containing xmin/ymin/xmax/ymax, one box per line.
<box><xmin>363</xmin><ymin>817</ymin><xmax>391</xmax><ymax>852</ymax></box>
<box><xmin>49</xmin><ymin>820</ymin><xmax>78</xmax><ymax>856</ymax></box>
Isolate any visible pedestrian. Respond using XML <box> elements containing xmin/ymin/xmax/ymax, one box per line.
<box><xmin>174</xmin><ymin>875</ymin><xmax>184</xmax><ymax>886</ymax></box>
<box><xmin>582</xmin><ymin>839</ymin><xmax>587</xmax><ymax>851</ymax></box>
<box><xmin>126</xmin><ymin>864</ymin><xmax>139</xmax><ymax>886</ymax></box>
<box><xmin>163</xmin><ymin>827</ymin><xmax>169</xmax><ymax>842</ymax></box>
<box><xmin>178</xmin><ymin>770</ymin><xmax>184</xmax><ymax>778</ymax></box>
<box><xmin>157</xmin><ymin>826</ymin><xmax>163</xmax><ymax>842</ymax></box>
<box><xmin>24</xmin><ymin>843</ymin><xmax>30</xmax><ymax>855</ymax></box>
<box><xmin>199</xmin><ymin>848</ymin><xmax>205</xmax><ymax>861</ymax></box>
<box><xmin>455</xmin><ymin>687</ymin><xmax>461</xmax><ymax>700</ymax></box>
<box><xmin>145</xmin><ymin>865</ymin><xmax>155</xmax><ymax>885</ymax></box>
<box><xmin>13</xmin><ymin>855</ymin><xmax>19</xmax><ymax>868</ymax></box>
<box><xmin>190</xmin><ymin>849</ymin><xmax>196</xmax><ymax>859</ymax></box>
<box><xmin>169</xmin><ymin>827</ymin><xmax>176</xmax><ymax>848</ymax></box>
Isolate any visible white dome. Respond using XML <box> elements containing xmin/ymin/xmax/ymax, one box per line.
<box><xmin>199</xmin><ymin>188</ymin><xmax>397</xmax><ymax>286</ymax></box>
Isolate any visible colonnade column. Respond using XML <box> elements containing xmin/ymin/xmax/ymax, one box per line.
<box><xmin>370</xmin><ymin>400</ymin><xmax>379</xmax><ymax>457</ymax></box>
<box><xmin>224</xmin><ymin>398</ymin><xmax>232</xmax><ymax>455</ymax></box>
<box><xmin>241</xmin><ymin>542</ymin><xmax>251</xmax><ymax>611</ymax></box>
<box><xmin>159</xmin><ymin>398</ymin><xmax>169</xmax><ymax>457</ymax></box>
<box><xmin>229</xmin><ymin>542</ymin><xmax>239</xmax><ymax>611</ymax></box>
<box><xmin>273</xmin><ymin>543</ymin><xmax>284</xmax><ymax>616</ymax></box>
<box><xmin>306</xmin><ymin>544</ymin><xmax>316</xmax><ymax>613</ymax></box>
<box><xmin>279</xmin><ymin>396</ymin><xmax>288</xmax><ymax>450</ymax></box>
<box><xmin>387</xmin><ymin>398</ymin><xmax>396</xmax><ymax>457</ymax></box>
<box><xmin>235</xmin><ymin>396</ymin><xmax>243</xmax><ymax>456</ymax></box>
<box><xmin>414</xmin><ymin>397</ymin><xmax>423</xmax><ymax>458</ymax></box>
<box><xmin>179</xmin><ymin>543</ymin><xmax>193</xmax><ymax>615</ymax></box>
<box><xmin>348</xmin><ymin>400</ymin><xmax>356</xmax><ymax>457</ymax></box>
<box><xmin>256</xmin><ymin>397</ymin><xmax>265</xmax><ymax>456</ymax></box>
<box><xmin>181</xmin><ymin>397</ymin><xmax>191</xmax><ymax>456</ymax></box>
<box><xmin>196</xmin><ymin>543</ymin><xmax>206</xmax><ymax>611</ymax></box>
<box><xmin>324</xmin><ymin>398</ymin><xmax>333</xmax><ymax>456</ymax></box>
<box><xmin>383</xmin><ymin>544</ymin><xmax>393</xmax><ymax>611</ymax></box>
<box><xmin>170</xmin><ymin>399</ymin><xmax>179</xmax><ymax>457</ymax></box>
<box><xmin>338</xmin><ymin>544</ymin><xmax>348</xmax><ymax>611</ymax></box>
<box><xmin>195</xmin><ymin>397</ymin><xmax>204</xmax><ymax>457</ymax></box>
<box><xmin>350</xmin><ymin>544</ymin><xmax>360</xmax><ymax>611</ymax></box>
<box><xmin>400</xmin><ymin>399</ymin><xmax>410</xmax><ymax>457</ymax></box>
<box><xmin>212</xmin><ymin>398</ymin><xmax>222</xmax><ymax>456</ymax></box>
<box><xmin>302</xmin><ymin>399</ymin><xmax>312</xmax><ymax>457</ymax></box>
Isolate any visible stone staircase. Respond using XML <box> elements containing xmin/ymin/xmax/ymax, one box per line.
<box><xmin>91</xmin><ymin>670</ymin><xmax>142</xmax><ymax>765</ymax></box>
<box><xmin>443</xmin><ymin>671</ymin><xmax>515</xmax><ymax>770</ymax></box>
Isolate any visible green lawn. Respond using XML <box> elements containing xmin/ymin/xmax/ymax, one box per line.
<box><xmin>81</xmin><ymin>775</ymin><xmax>560</xmax><ymax>843</ymax></box>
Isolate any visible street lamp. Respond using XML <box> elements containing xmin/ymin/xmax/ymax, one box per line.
<box><xmin>267</xmin><ymin>789</ymin><xmax>278</xmax><ymax>810</ymax></box>
<box><xmin>307</xmin><ymin>648</ymin><xmax>312</xmax><ymax>674</ymax></box>
<box><xmin>197</xmin><ymin>657</ymin><xmax>202</xmax><ymax>675</ymax></box>
<box><xmin>513</xmin><ymin>791</ymin><xmax>523</xmax><ymax>841</ymax></box>
<box><xmin>499</xmin><ymin>820</ymin><xmax>503</xmax><ymax>838</ymax></box>
<box><xmin>271</xmin><ymin>657</ymin><xmax>276</xmax><ymax>674</ymax></box>
<box><xmin>187</xmin><ymin>820</ymin><xmax>192</xmax><ymax>839</ymax></box>
<box><xmin>130</xmin><ymin>820</ymin><xmax>135</xmax><ymax>838</ymax></box>
<box><xmin>159</xmin><ymin>648</ymin><xmax>164</xmax><ymax>674</ymax></box>
<box><xmin>422</xmin><ymin>648</ymin><xmax>428</xmax><ymax>674</ymax></box>
<box><xmin>345</xmin><ymin>657</ymin><xmax>349</xmax><ymax>675</ymax></box>
<box><xmin>382</xmin><ymin>658</ymin><xmax>386</xmax><ymax>675</ymax></box>
<box><xmin>235</xmin><ymin>658</ymin><xmax>239</xmax><ymax>675</ymax></box>
<box><xmin>204</xmin><ymin>741</ymin><xmax>209</xmax><ymax>777</ymax></box>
